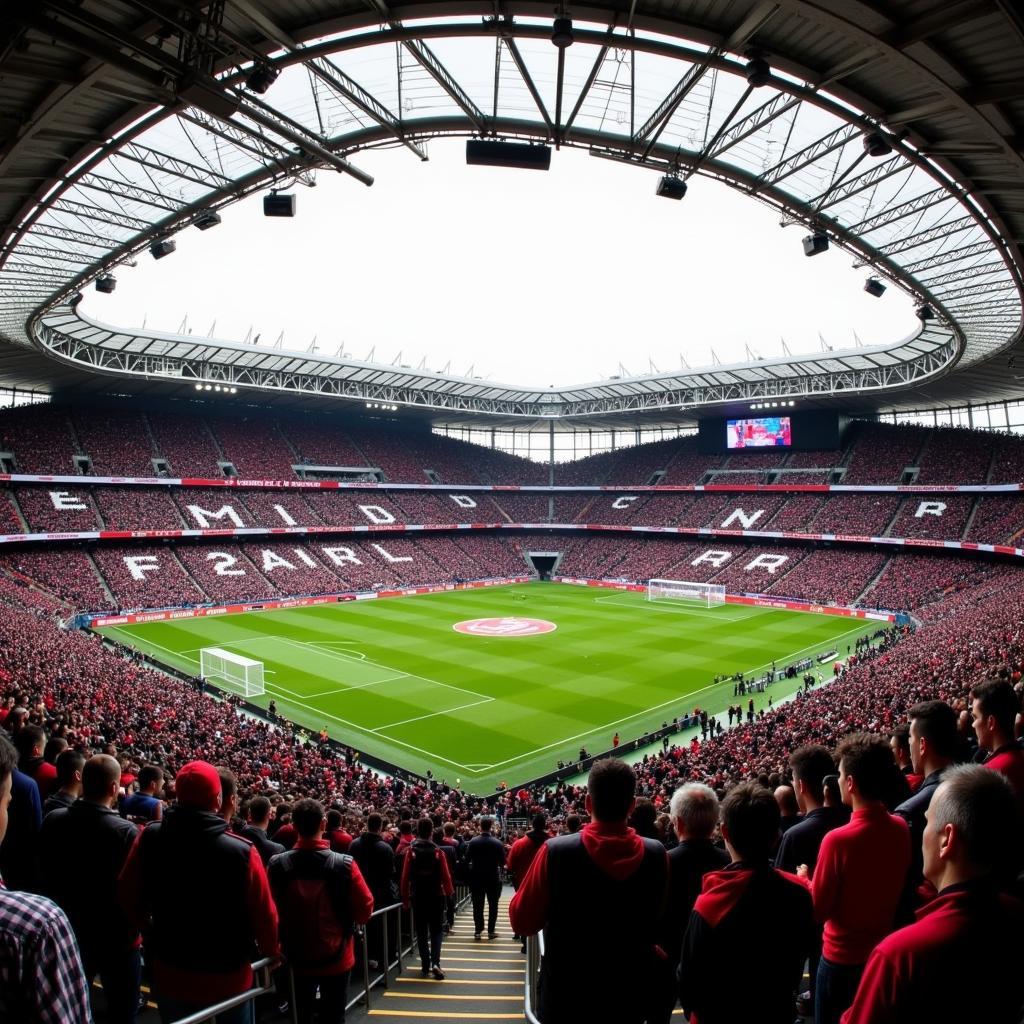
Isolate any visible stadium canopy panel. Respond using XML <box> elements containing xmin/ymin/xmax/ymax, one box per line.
<box><xmin>1</xmin><ymin>0</ymin><xmax>1022</xmax><ymax>423</ymax></box>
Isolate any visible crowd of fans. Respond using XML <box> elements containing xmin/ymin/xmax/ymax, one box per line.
<box><xmin>7</xmin><ymin>406</ymin><xmax>1023</xmax><ymax>487</ymax></box>
<box><xmin>0</xmin><ymin>518</ymin><xmax>1022</xmax><ymax>1020</ymax></box>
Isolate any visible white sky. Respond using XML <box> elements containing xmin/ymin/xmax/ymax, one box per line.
<box><xmin>87</xmin><ymin>138</ymin><xmax>920</xmax><ymax>388</ymax></box>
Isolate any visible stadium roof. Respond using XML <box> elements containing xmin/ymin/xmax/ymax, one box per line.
<box><xmin>1</xmin><ymin>0</ymin><xmax>1022</xmax><ymax>425</ymax></box>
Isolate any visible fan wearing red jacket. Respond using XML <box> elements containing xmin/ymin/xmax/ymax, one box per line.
<box><xmin>118</xmin><ymin>761</ymin><xmax>280</xmax><ymax>1022</ymax></box>
<box><xmin>841</xmin><ymin>765</ymin><xmax>1024</xmax><ymax>1024</ymax></box>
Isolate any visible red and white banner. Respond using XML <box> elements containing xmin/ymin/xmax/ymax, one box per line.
<box><xmin>88</xmin><ymin>576</ymin><xmax>532</xmax><ymax>627</ymax></box>
<box><xmin>0</xmin><ymin>473</ymin><xmax>1019</xmax><ymax>495</ymax></box>
<box><xmin>551</xmin><ymin>576</ymin><xmax>896</xmax><ymax>621</ymax></box>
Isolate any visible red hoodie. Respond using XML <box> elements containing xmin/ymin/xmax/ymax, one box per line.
<box><xmin>508</xmin><ymin>821</ymin><xmax>660</xmax><ymax>936</ymax></box>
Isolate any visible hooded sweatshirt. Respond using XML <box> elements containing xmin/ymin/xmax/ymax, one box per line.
<box><xmin>508</xmin><ymin>821</ymin><xmax>664</xmax><ymax>936</ymax></box>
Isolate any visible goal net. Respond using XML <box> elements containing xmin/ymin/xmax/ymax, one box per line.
<box><xmin>200</xmin><ymin>647</ymin><xmax>265</xmax><ymax>697</ymax></box>
<box><xmin>647</xmin><ymin>579</ymin><xmax>726</xmax><ymax>608</ymax></box>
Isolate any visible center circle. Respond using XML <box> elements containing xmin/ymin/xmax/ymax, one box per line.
<box><xmin>452</xmin><ymin>617</ymin><xmax>557</xmax><ymax>637</ymax></box>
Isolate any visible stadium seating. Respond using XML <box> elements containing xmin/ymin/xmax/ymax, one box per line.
<box><xmin>841</xmin><ymin>422</ymin><xmax>929</xmax><ymax>483</ymax></box>
<box><xmin>208</xmin><ymin>416</ymin><xmax>298</xmax><ymax>479</ymax></box>
<box><xmin>15</xmin><ymin>487</ymin><xmax>101</xmax><ymax>532</ymax></box>
<box><xmin>0</xmin><ymin>405</ymin><xmax>79</xmax><ymax>474</ymax></box>
<box><xmin>71</xmin><ymin>409</ymin><xmax>156</xmax><ymax>476</ymax></box>
<box><xmin>146</xmin><ymin>412</ymin><xmax>223</xmax><ymax>477</ymax></box>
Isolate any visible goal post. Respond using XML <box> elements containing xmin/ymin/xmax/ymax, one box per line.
<box><xmin>647</xmin><ymin>579</ymin><xmax>726</xmax><ymax>608</ymax></box>
<box><xmin>200</xmin><ymin>647</ymin><xmax>265</xmax><ymax>697</ymax></box>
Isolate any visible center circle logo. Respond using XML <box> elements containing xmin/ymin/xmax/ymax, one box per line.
<box><xmin>453</xmin><ymin>617</ymin><xmax>557</xmax><ymax>637</ymax></box>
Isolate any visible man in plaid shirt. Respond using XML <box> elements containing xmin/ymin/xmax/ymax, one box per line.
<box><xmin>0</xmin><ymin>733</ymin><xmax>91</xmax><ymax>1023</ymax></box>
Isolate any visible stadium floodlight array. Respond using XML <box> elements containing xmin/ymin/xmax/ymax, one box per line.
<box><xmin>200</xmin><ymin>647</ymin><xmax>265</xmax><ymax>697</ymax></box>
<box><xmin>647</xmin><ymin>579</ymin><xmax>727</xmax><ymax>608</ymax></box>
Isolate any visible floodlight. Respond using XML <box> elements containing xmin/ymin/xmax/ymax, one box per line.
<box><xmin>863</xmin><ymin>131</ymin><xmax>892</xmax><ymax>157</ymax></box>
<box><xmin>551</xmin><ymin>17</ymin><xmax>574</xmax><ymax>47</ymax></box>
<box><xmin>95</xmin><ymin>274</ymin><xmax>116</xmax><ymax>294</ymax></box>
<box><xmin>150</xmin><ymin>239</ymin><xmax>176</xmax><ymax>260</ymax></box>
<box><xmin>864</xmin><ymin>277</ymin><xmax>886</xmax><ymax>297</ymax></box>
<box><xmin>195</xmin><ymin>383</ymin><xmax>203</xmax><ymax>391</ymax></box>
<box><xmin>264</xmin><ymin>192</ymin><xmax>296</xmax><ymax>217</ymax></box>
<box><xmin>916</xmin><ymin>303</ymin><xmax>936</xmax><ymax>321</ymax></box>
<box><xmin>246</xmin><ymin>64</ymin><xmax>279</xmax><ymax>94</ymax></box>
<box><xmin>802</xmin><ymin>230</ymin><xmax>828</xmax><ymax>257</ymax></box>
<box><xmin>745</xmin><ymin>57</ymin><xmax>771</xmax><ymax>87</ymax></box>
<box><xmin>194</xmin><ymin>209</ymin><xmax>222</xmax><ymax>231</ymax></box>
<box><xmin>656</xmin><ymin>176</ymin><xmax>688</xmax><ymax>200</ymax></box>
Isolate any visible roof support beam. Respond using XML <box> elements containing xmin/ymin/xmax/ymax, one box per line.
<box><xmin>847</xmin><ymin>187</ymin><xmax>952</xmax><ymax>234</ymax></box>
<box><xmin>307</xmin><ymin>57</ymin><xmax>428</xmax><ymax>160</ymax></box>
<box><xmin>755</xmin><ymin>124</ymin><xmax>858</xmax><ymax>187</ymax></box>
<box><xmin>633</xmin><ymin>57</ymin><xmax>715</xmax><ymax>158</ymax></box>
<box><xmin>873</xmin><ymin>216</ymin><xmax>976</xmax><ymax>256</ymax></box>
<box><xmin>503</xmin><ymin>38</ymin><xmax>553</xmax><ymax>132</ymax></box>
<box><xmin>811</xmin><ymin>155</ymin><xmax>907</xmax><ymax>212</ymax></box>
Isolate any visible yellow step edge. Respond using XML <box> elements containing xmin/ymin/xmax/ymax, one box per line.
<box><xmin>396</xmin><ymin>978</ymin><xmax>520</xmax><ymax>986</ymax></box>
<box><xmin>384</xmin><ymin>993</ymin><xmax>521</xmax><ymax>1001</ymax></box>
<box><xmin>368</xmin><ymin>1011</ymin><xmax>521</xmax><ymax>1019</ymax></box>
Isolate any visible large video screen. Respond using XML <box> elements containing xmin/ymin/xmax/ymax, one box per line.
<box><xmin>726</xmin><ymin>416</ymin><xmax>792</xmax><ymax>449</ymax></box>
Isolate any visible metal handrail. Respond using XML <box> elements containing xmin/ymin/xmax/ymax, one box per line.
<box><xmin>524</xmin><ymin>931</ymin><xmax>544</xmax><ymax>1024</ymax></box>
<box><xmin>169</xmin><ymin>957</ymin><xmax>278</xmax><ymax>1024</ymax></box>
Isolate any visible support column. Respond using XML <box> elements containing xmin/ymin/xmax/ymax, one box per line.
<box><xmin>549</xmin><ymin>420</ymin><xmax>555</xmax><ymax>486</ymax></box>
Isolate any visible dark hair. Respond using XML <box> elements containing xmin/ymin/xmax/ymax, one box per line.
<box><xmin>721</xmin><ymin>782</ymin><xmax>780</xmax><ymax>862</ymax></box>
<box><xmin>399</xmin><ymin>820</ymin><xmax>412</xmax><ymax>835</ymax></box>
<box><xmin>43</xmin><ymin>737</ymin><xmax>68</xmax><ymax>763</ymax></box>
<box><xmin>326</xmin><ymin>808</ymin><xmax>343</xmax><ymax>831</ymax></box>
<box><xmin>836</xmin><ymin>732</ymin><xmax>897</xmax><ymax>802</ymax></box>
<box><xmin>929</xmin><ymin>765</ymin><xmax>1019</xmax><ymax>872</ymax></box>
<box><xmin>970</xmin><ymin>679</ymin><xmax>1019</xmax><ymax>735</ymax></box>
<box><xmin>479</xmin><ymin>817</ymin><xmax>493</xmax><ymax>832</ymax></box>
<box><xmin>908</xmin><ymin>700</ymin><xmax>958</xmax><ymax>760</ymax></box>
<box><xmin>138</xmin><ymin>764</ymin><xmax>163</xmax><ymax>792</ymax></box>
<box><xmin>82</xmin><ymin>754</ymin><xmax>121</xmax><ymax>801</ymax></box>
<box><xmin>531</xmin><ymin>813</ymin><xmax>546</xmax><ymax>832</ymax></box>
<box><xmin>0</xmin><ymin>734</ymin><xmax>18</xmax><ymax>789</ymax></box>
<box><xmin>588</xmin><ymin>758</ymin><xmax>636</xmax><ymax>822</ymax></box>
<box><xmin>248</xmin><ymin>796</ymin><xmax>272</xmax><ymax>824</ymax></box>
<box><xmin>417</xmin><ymin>817</ymin><xmax>434</xmax><ymax>840</ymax></box>
<box><xmin>293</xmin><ymin>799</ymin><xmax>325</xmax><ymax>838</ymax></box>
<box><xmin>890</xmin><ymin>723</ymin><xmax>912</xmax><ymax>756</ymax></box>
<box><xmin>629</xmin><ymin>798</ymin><xmax>658</xmax><ymax>838</ymax></box>
<box><xmin>55</xmin><ymin>749</ymin><xmax>86</xmax><ymax>787</ymax></box>
<box><xmin>789</xmin><ymin>744</ymin><xmax>835</xmax><ymax>803</ymax></box>
<box><xmin>13</xmin><ymin>725</ymin><xmax>44</xmax><ymax>762</ymax></box>
<box><xmin>216</xmin><ymin>767</ymin><xmax>237</xmax><ymax>804</ymax></box>
<box><xmin>366</xmin><ymin>812</ymin><xmax>383</xmax><ymax>832</ymax></box>
<box><xmin>444</xmin><ymin>821</ymin><xmax>457</xmax><ymax>837</ymax></box>
<box><xmin>565</xmin><ymin>813</ymin><xmax>581</xmax><ymax>833</ymax></box>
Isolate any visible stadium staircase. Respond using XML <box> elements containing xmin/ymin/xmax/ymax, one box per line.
<box><xmin>350</xmin><ymin>885</ymin><xmax>525</xmax><ymax>1024</ymax></box>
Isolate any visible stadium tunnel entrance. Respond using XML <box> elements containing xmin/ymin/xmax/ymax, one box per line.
<box><xmin>525</xmin><ymin>550</ymin><xmax>562</xmax><ymax>580</ymax></box>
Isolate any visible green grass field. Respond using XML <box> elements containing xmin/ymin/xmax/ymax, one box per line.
<box><xmin>95</xmin><ymin>583</ymin><xmax>874</xmax><ymax>790</ymax></box>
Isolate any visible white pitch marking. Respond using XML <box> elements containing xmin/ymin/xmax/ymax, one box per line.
<box><xmin>372</xmin><ymin>696</ymin><xmax>496</xmax><ymax>732</ymax></box>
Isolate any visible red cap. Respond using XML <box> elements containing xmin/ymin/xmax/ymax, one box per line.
<box><xmin>174</xmin><ymin>761</ymin><xmax>222</xmax><ymax>809</ymax></box>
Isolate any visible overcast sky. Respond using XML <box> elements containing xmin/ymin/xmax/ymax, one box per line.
<box><xmin>87</xmin><ymin>138</ymin><xmax>920</xmax><ymax>388</ymax></box>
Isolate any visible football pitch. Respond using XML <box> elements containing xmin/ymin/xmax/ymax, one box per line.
<box><xmin>95</xmin><ymin>583</ymin><xmax>875</xmax><ymax>791</ymax></box>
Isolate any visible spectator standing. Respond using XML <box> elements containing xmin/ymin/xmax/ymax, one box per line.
<box><xmin>465</xmin><ymin>817</ymin><xmax>506</xmax><ymax>940</ymax></box>
<box><xmin>350</xmin><ymin>813</ymin><xmax>397</xmax><ymax>969</ymax></box>
<box><xmin>507</xmin><ymin>814</ymin><xmax>549</xmax><ymax>953</ymax></box>
<box><xmin>776</xmin><ymin>745</ymin><xmax>846</xmax><ymax>1016</ymax></box>
<box><xmin>14</xmin><ymin>726</ymin><xmax>57</xmax><ymax>801</ymax></box>
<box><xmin>971</xmin><ymin>679</ymin><xmax>1024</xmax><ymax>807</ymax></box>
<box><xmin>774</xmin><ymin>784</ymin><xmax>800</xmax><ymax>834</ymax></box>
<box><xmin>509</xmin><ymin>759</ymin><xmax>668</xmax><ymax>1024</ymax></box>
<box><xmin>895</xmin><ymin>701</ymin><xmax>958</xmax><ymax>888</ymax></box>
<box><xmin>650</xmin><ymin>783</ymin><xmax>728</xmax><ymax>1024</ymax></box>
<box><xmin>39</xmin><ymin>754</ymin><xmax>140</xmax><ymax>1024</ymax></box>
<box><xmin>678</xmin><ymin>783</ymin><xmax>814</xmax><ymax>1024</ymax></box>
<box><xmin>240</xmin><ymin>796</ymin><xmax>285</xmax><ymax>867</ymax></box>
<box><xmin>267</xmin><ymin>799</ymin><xmax>373</xmax><ymax>1023</ymax></box>
<box><xmin>325</xmin><ymin>808</ymin><xmax>353</xmax><ymax>853</ymax></box>
<box><xmin>42</xmin><ymin>749</ymin><xmax>84</xmax><ymax>817</ymax></box>
<box><xmin>0</xmin><ymin>759</ymin><xmax>42</xmax><ymax>892</ymax></box>
<box><xmin>841</xmin><ymin>766</ymin><xmax>1024</xmax><ymax>1023</ymax></box>
<box><xmin>400</xmin><ymin>817</ymin><xmax>454</xmax><ymax>979</ymax></box>
<box><xmin>119</xmin><ymin>760</ymin><xmax>279</xmax><ymax>1024</ymax></box>
<box><xmin>799</xmin><ymin>734</ymin><xmax>911</xmax><ymax>1024</ymax></box>
<box><xmin>121</xmin><ymin>764</ymin><xmax>164</xmax><ymax>824</ymax></box>
<box><xmin>0</xmin><ymin>733</ymin><xmax>92</xmax><ymax>1024</ymax></box>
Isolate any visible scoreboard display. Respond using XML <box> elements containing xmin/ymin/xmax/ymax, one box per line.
<box><xmin>699</xmin><ymin>411</ymin><xmax>841</xmax><ymax>453</ymax></box>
